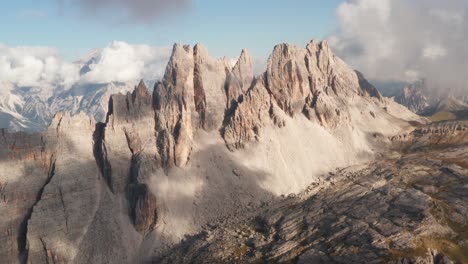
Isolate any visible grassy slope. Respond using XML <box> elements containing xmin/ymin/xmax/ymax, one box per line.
<box><xmin>428</xmin><ymin>111</ymin><xmax>456</xmax><ymax>122</ymax></box>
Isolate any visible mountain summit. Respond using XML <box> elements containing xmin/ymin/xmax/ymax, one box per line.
<box><xmin>3</xmin><ymin>40</ymin><xmax>460</xmax><ymax>264</ymax></box>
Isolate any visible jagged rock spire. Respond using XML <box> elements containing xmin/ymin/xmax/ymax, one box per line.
<box><xmin>107</xmin><ymin>80</ymin><xmax>152</xmax><ymax>124</ymax></box>
<box><xmin>225</xmin><ymin>48</ymin><xmax>254</xmax><ymax>109</ymax></box>
<box><xmin>153</xmin><ymin>43</ymin><xmax>195</xmax><ymax>168</ymax></box>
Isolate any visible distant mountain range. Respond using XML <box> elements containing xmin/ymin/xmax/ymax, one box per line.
<box><xmin>0</xmin><ymin>49</ymin><xmax>151</xmax><ymax>131</ymax></box>
<box><xmin>0</xmin><ymin>81</ymin><xmax>140</xmax><ymax>132</ymax></box>
<box><xmin>372</xmin><ymin>79</ymin><xmax>468</xmax><ymax>119</ymax></box>
<box><xmin>2</xmin><ymin>47</ymin><xmax>467</xmax><ymax>133</ymax></box>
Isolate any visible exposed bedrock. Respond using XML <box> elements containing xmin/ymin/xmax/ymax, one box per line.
<box><xmin>0</xmin><ymin>39</ymin><xmax>431</xmax><ymax>263</ymax></box>
<box><xmin>127</xmin><ymin>154</ymin><xmax>158</xmax><ymax>236</ymax></box>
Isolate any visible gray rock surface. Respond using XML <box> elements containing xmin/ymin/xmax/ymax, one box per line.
<box><xmin>153</xmin><ymin>44</ymin><xmax>195</xmax><ymax>168</ymax></box>
<box><xmin>223</xmin><ymin>77</ymin><xmax>273</xmax><ymax>150</ymax></box>
<box><xmin>392</xmin><ymin>79</ymin><xmax>468</xmax><ymax>116</ymax></box>
<box><xmin>0</xmin><ymin>39</ymin><xmax>447</xmax><ymax>264</ymax></box>
<box><xmin>225</xmin><ymin>49</ymin><xmax>254</xmax><ymax>109</ymax></box>
<box><xmin>155</xmin><ymin>120</ymin><xmax>468</xmax><ymax>264</ymax></box>
<box><xmin>193</xmin><ymin>44</ymin><xmax>230</xmax><ymax>130</ymax></box>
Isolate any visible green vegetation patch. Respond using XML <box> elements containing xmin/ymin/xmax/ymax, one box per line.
<box><xmin>428</xmin><ymin>111</ymin><xmax>456</xmax><ymax>122</ymax></box>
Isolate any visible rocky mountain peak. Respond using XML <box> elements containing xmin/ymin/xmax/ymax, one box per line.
<box><xmin>193</xmin><ymin>43</ymin><xmax>209</xmax><ymax>60</ymax></box>
<box><xmin>149</xmin><ymin>39</ymin><xmax>404</xmax><ymax>166</ymax></box>
<box><xmin>225</xmin><ymin>48</ymin><xmax>254</xmax><ymax>109</ymax></box>
<box><xmin>107</xmin><ymin>81</ymin><xmax>152</xmax><ymax>125</ymax></box>
<box><xmin>238</xmin><ymin>49</ymin><xmax>252</xmax><ymax>64</ymax></box>
<box><xmin>162</xmin><ymin>43</ymin><xmax>194</xmax><ymax>91</ymax></box>
<box><xmin>0</xmin><ymin>38</ymin><xmax>437</xmax><ymax>264</ymax></box>
<box><xmin>135</xmin><ymin>79</ymin><xmax>149</xmax><ymax>96</ymax></box>
<box><xmin>131</xmin><ymin>80</ymin><xmax>151</xmax><ymax>107</ymax></box>
<box><xmin>153</xmin><ymin>44</ymin><xmax>195</xmax><ymax>168</ymax></box>
<box><xmin>266</xmin><ymin>43</ymin><xmax>310</xmax><ymax>116</ymax></box>
<box><xmin>37</xmin><ymin>39</ymin><xmax>406</xmax><ymax>172</ymax></box>
<box><xmin>319</xmin><ymin>39</ymin><xmax>330</xmax><ymax>50</ymax></box>
<box><xmin>305</xmin><ymin>39</ymin><xmax>319</xmax><ymax>53</ymax></box>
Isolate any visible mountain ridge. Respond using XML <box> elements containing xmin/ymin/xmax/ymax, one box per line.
<box><xmin>0</xmin><ymin>39</ymin><xmax>433</xmax><ymax>264</ymax></box>
<box><xmin>391</xmin><ymin>79</ymin><xmax>468</xmax><ymax>117</ymax></box>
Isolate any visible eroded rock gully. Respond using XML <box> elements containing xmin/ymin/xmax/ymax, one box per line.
<box><xmin>1</xmin><ymin>39</ymin><xmax>461</xmax><ymax>264</ymax></box>
<box><xmin>17</xmin><ymin>155</ymin><xmax>56</xmax><ymax>263</ymax></box>
<box><xmin>93</xmin><ymin>122</ymin><xmax>112</xmax><ymax>192</ymax></box>
<box><xmin>127</xmin><ymin>154</ymin><xmax>158</xmax><ymax>236</ymax></box>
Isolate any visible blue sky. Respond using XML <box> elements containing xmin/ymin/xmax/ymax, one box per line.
<box><xmin>1</xmin><ymin>0</ymin><xmax>344</xmax><ymax>60</ymax></box>
<box><xmin>2</xmin><ymin>0</ymin><xmax>465</xmax><ymax>93</ymax></box>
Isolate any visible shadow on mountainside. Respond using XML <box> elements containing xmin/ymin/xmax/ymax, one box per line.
<box><xmin>151</xmin><ymin>135</ymin><xmax>468</xmax><ymax>264</ymax></box>
<box><xmin>143</xmin><ymin>137</ymin><xmax>283</xmax><ymax>260</ymax></box>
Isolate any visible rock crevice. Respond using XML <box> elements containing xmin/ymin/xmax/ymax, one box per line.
<box><xmin>126</xmin><ymin>154</ymin><xmax>158</xmax><ymax>236</ymax></box>
<box><xmin>93</xmin><ymin>122</ymin><xmax>113</xmax><ymax>192</ymax></box>
<box><xmin>17</xmin><ymin>155</ymin><xmax>56</xmax><ymax>264</ymax></box>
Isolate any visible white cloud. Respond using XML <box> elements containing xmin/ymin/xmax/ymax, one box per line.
<box><xmin>80</xmin><ymin>41</ymin><xmax>171</xmax><ymax>84</ymax></box>
<box><xmin>0</xmin><ymin>41</ymin><xmax>172</xmax><ymax>89</ymax></box>
<box><xmin>330</xmin><ymin>0</ymin><xmax>468</xmax><ymax>92</ymax></box>
<box><xmin>0</xmin><ymin>44</ymin><xmax>79</xmax><ymax>89</ymax></box>
<box><xmin>423</xmin><ymin>44</ymin><xmax>447</xmax><ymax>60</ymax></box>
<box><xmin>404</xmin><ymin>70</ymin><xmax>420</xmax><ymax>82</ymax></box>
<box><xmin>430</xmin><ymin>9</ymin><xmax>464</xmax><ymax>25</ymax></box>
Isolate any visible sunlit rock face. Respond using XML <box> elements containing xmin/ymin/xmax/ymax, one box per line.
<box><xmin>223</xmin><ymin>40</ymin><xmax>392</xmax><ymax>149</ymax></box>
<box><xmin>225</xmin><ymin>49</ymin><xmax>254</xmax><ymax>109</ymax></box>
<box><xmin>0</xmin><ymin>40</ymin><xmax>441</xmax><ymax>264</ymax></box>
<box><xmin>153</xmin><ymin>44</ymin><xmax>195</xmax><ymax>169</ymax></box>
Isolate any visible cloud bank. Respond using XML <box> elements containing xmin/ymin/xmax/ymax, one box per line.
<box><xmin>329</xmin><ymin>0</ymin><xmax>468</xmax><ymax>92</ymax></box>
<box><xmin>0</xmin><ymin>42</ymin><xmax>171</xmax><ymax>89</ymax></box>
<box><xmin>60</xmin><ymin>0</ymin><xmax>191</xmax><ymax>23</ymax></box>
<box><xmin>0</xmin><ymin>45</ymin><xmax>78</xmax><ymax>88</ymax></box>
<box><xmin>80</xmin><ymin>41</ymin><xmax>171</xmax><ymax>84</ymax></box>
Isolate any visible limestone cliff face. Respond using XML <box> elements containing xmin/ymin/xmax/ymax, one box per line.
<box><xmin>0</xmin><ymin>129</ymin><xmax>51</xmax><ymax>264</ymax></box>
<box><xmin>26</xmin><ymin>112</ymin><xmax>100</xmax><ymax>264</ymax></box>
<box><xmin>154</xmin><ymin>39</ymin><xmax>391</xmax><ymax>154</ymax></box>
<box><xmin>266</xmin><ymin>43</ymin><xmax>310</xmax><ymax>116</ymax></box>
<box><xmin>225</xmin><ymin>49</ymin><xmax>254</xmax><ymax>109</ymax></box>
<box><xmin>223</xmin><ymin>40</ymin><xmax>389</xmax><ymax>149</ymax></box>
<box><xmin>153</xmin><ymin>42</ymin><xmax>233</xmax><ymax>167</ymax></box>
<box><xmin>193</xmin><ymin>43</ymin><xmax>231</xmax><ymax>130</ymax></box>
<box><xmin>101</xmin><ymin>80</ymin><xmax>158</xmax><ymax>237</ymax></box>
<box><xmin>0</xmin><ymin>39</ymin><xmax>426</xmax><ymax>264</ymax></box>
<box><xmin>223</xmin><ymin>78</ymin><xmax>272</xmax><ymax>150</ymax></box>
<box><xmin>0</xmin><ymin>82</ymin><xmax>155</xmax><ymax>263</ymax></box>
<box><xmin>105</xmin><ymin>80</ymin><xmax>156</xmax><ymax>193</ymax></box>
<box><xmin>153</xmin><ymin>44</ymin><xmax>194</xmax><ymax>168</ymax></box>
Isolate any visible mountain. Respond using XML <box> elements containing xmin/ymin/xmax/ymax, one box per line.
<box><xmin>392</xmin><ymin>79</ymin><xmax>436</xmax><ymax>114</ymax></box>
<box><xmin>0</xmin><ymin>81</ymin><xmax>140</xmax><ymax>132</ymax></box>
<box><xmin>427</xmin><ymin>96</ymin><xmax>468</xmax><ymax>113</ymax></box>
<box><xmin>383</xmin><ymin>79</ymin><xmax>468</xmax><ymax>118</ymax></box>
<box><xmin>0</xmin><ymin>82</ymin><xmax>45</xmax><ymax>131</ymax></box>
<box><xmin>0</xmin><ymin>50</ymin><xmax>143</xmax><ymax>132</ymax></box>
<box><xmin>158</xmin><ymin>121</ymin><xmax>468</xmax><ymax>264</ymax></box>
<box><xmin>1</xmin><ymin>40</ymin><xmax>467</xmax><ymax>263</ymax></box>
<box><xmin>370</xmin><ymin>79</ymin><xmax>408</xmax><ymax>98</ymax></box>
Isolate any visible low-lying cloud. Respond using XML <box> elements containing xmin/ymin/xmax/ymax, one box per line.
<box><xmin>329</xmin><ymin>0</ymin><xmax>468</xmax><ymax>92</ymax></box>
<box><xmin>0</xmin><ymin>41</ymin><xmax>171</xmax><ymax>89</ymax></box>
<box><xmin>60</xmin><ymin>0</ymin><xmax>191</xmax><ymax>23</ymax></box>
<box><xmin>0</xmin><ymin>45</ymin><xmax>78</xmax><ymax>88</ymax></box>
<box><xmin>80</xmin><ymin>41</ymin><xmax>171</xmax><ymax>84</ymax></box>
